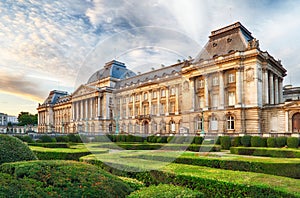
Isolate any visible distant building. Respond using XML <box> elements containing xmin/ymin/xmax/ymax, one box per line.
<box><xmin>38</xmin><ymin>22</ymin><xmax>300</xmax><ymax>136</ymax></box>
<box><xmin>0</xmin><ymin>113</ymin><xmax>7</xmax><ymax>126</ymax></box>
<box><xmin>283</xmin><ymin>85</ymin><xmax>300</xmax><ymax>101</ymax></box>
<box><xmin>7</xmin><ymin>115</ymin><xmax>18</xmax><ymax>124</ymax></box>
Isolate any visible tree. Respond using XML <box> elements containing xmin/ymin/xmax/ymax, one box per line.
<box><xmin>17</xmin><ymin>112</ymin><xmax>37</xmax><ymax>126</ymax></box>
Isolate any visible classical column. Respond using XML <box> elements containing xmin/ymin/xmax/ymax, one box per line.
<box><xmin>175</xmin><ymin>85</ymin><xmax>179</xmax><ymax>114</ymax></box>
<box><xmin>263</xmin><ymin>69</ymin><xmax>269</xmax><ymax>104</ymax></box>
<box><xmin>90</xmin><ymin>98</ymin><xmax>93</xmax><ymax>120</ymax></box>
<box><xmin>157</xmin><ymin>90</ymin><xmax>160</xmax><ymax>116</ymax></box>
<box><xmin>72</xmin><ymin>103</ymin><xmax>75</xmax><ymax>121</ymax></box>
<box><xmin>132</xmin><ymin>95</ymin><xmax>136</xmax><ymax>118</ymax></box>
<box><xmin>269</xmin><ymin>72</ymin><xmax>274</xmax><ymax>104</ymax></box>
<box><xmin>279</xmin><ymin>78</ymin><xmax>283</xmax><ymax>103</ymax></box>
<box><xmin>139</xmin><ymin>93</ymin><xmax>142</xmax><ymax>115</ymax></box>
<box><xmin>236</xmin><ymin>69</ymin><xmax>242</xmax><ymax>105</ymax></box>
<box><xmin>166</xmin><ymin>87</ymin><xmax>169</xmax><ymax>115</ymax></box>
<box><xmin>97</xmin><ymin>96</ymin><xmax>101</xmax><ymax>118</ymax></box>
<box><xmin>80</xmin><ymin>100</ymin><xmax>84</xmax><ymax>120</ymax></box>
<box><xmin>285</xmin><ymin>111</ymin><xmax>289</xmax><ymax>132</ymax></box>
<box><xmin>84</xmin><ymin>99</ymin><xmax>88</xmax><ymax>120</ymax></box>
<box><xmin>149</xmin><ymin>92</ymin><xmax>152</xmax><ymax>115</ymax></box>
<box><xmin>219</xmin><ymin>71</ymin><xmax>224</xmax><ymax>109</ymax></box>
<box><xmin>204</xmin><ymin>75</ymin><xmax>209</xmax><ymax>109</ymax></box>
<box><xmin>274</xmin><ymin>75</ymin><xmax>279</xmax><ymax>104</ymax></box>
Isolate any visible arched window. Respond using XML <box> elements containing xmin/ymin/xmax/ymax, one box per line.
<box><xmin>195</xmin><ymin>116</ymin><xmax>203</xmax><ymax>131</ymax></box>
<box><xmin>227</xmin><ymin>115</ymin><xmax>235</xmax><ymax>130</ymax></box>
<box><xmin>128</xmin><ymin>123</ymin><xmax>133</xmax><ymax>133</ymax></box>
<box><xmin>169</xmin><ymin>120</ymin><xmax>176</xmax><ymax>133</ymax></box>
<box><xmin>209</xmin><ymin>116</ymin><xmax>218</xmax><ymax>131</ymax></box>
<box><xmin>292</xmin><ymin>113</ymin><xmax>300</xmax><ymax>132</ymax></box>
<box><xmin>152</xmin><ymin>121</ymin><xmax>157</xmax><ymax>133</ymax></box>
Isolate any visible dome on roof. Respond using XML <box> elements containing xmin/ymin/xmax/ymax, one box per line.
<box><xmin>87</xmin><ymin>60</ymin><xmax>136</xmax><ymax>84</ymax></box>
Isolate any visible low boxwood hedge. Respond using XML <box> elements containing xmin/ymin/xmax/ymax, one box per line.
<box><xmin>82</xmin><ymin>157</ymin><xmax>300</xmax><ymax>197</ymax></box>
<box><xmin>287</xmin><ymin>137</ymin><xmax>299</xmax><ymax>148</ymax></box>
<box><xmin>0</xmin><ymin>160</ymin><xmax>134</xmax><ymax>197</ymax></box>
<box><xmin>0</xmin><ymin>135</ymin><xmax>37</xmax><ymax>164</ymax></box>
<box><xmin>128</xmin><ymin>184</ymin><xmax>204</xmax><ymax>198</ymax></box>
<box><xmin>132</xmin><ymin>154</ymin><xmax>300</xmax><ymax>179</ymax></box>
<box><xmin>28</xmin><ymin>142</ymin><xmax>70</xmax><ymax>148</ymax></box>
<box><xmin>230</xmin><ymin>147</ymin><xmax>300</xmax><ymax>158</ymax></box>
<box><xmin>220</xmin><ymin>136</ymin><xmax>231</xmax><ymax>150</ymax></box>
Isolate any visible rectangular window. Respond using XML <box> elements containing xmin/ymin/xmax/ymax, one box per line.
<box><xmin>129</xmin><ymin>108</ymin><xmax>132</xmax><ymax>116</ymax></box>
<box><xmin>212</xmin><ymin>76</ymin><xmax>219</xmax><ymax>86</ymax></box>
<box><xmin>161</xmin><ymin>89</ymin><xmax>166</xmax><ymax>97</ymax></box>
<box><xmin>199</xmin><ymin>96</ymin><xmax>205</xmax><ymax>108</ymax></box>
<box><xmin>152</xmin><ymin>104</ymin><xmax>157</xmax><ymax>115</ymax></box>
<box><xmin>160</xmin><ymin>103</ymin><xmax>165</xmax><ymax>114</ymax></box>
<box><xmin>228</xmin><ymin>92</ymin><xmax>235</xmax><ymax>106</ymax></box>
<box><xmin>170</xmin><ymin>102</ymin><xmax>175</xmax><ymax>113</ymax></box>
<box><xmin>152</xmin><ymin>91</ymin><xmax>157</xmax><ymax>99</ymax></box>
<box><xmin>135</xmin><ymin>94</ymin><xmax>140</xmax><ymax>101</ymax></box>
<box><xmin>123</xmin><ymin>97</ymin><xmax>126</xmax><ymax>104</ymax></box>
<box><xmin>212</xmin><ymin>94</ymin><xmax>218</xmax><ymax>108</ymax></box>
<box><xmin>122</xmin><ymin>108</ymin><xmax>126</xmax><ymax>117</ymax></box>
<box><xmin>144</xmin><ymin>93</ymin><xmax>148</xmax><ymax>100</ymax></box>
<box><xmin>143</xmin><ymin>106</ymin><xmax>148</xmax><ymax>115</ymax></box>
<box><xmin>130</xmin><ymin>96</ymin><xmax>133</xmax><ymax>102</ymax></box>
<box><xmin>198</xmin><ymin>79</ymin><xmax>204</xmax><ymax>88</ymax></box>
<box><xmin>228</xmin><ymin>73</ymin><xmax>235</xmax><ymax>83</ymax></box>
<box><xmin>170</xmin><ymin>87</ymin><xmax>176</xmax><ymax>95</ymax></box>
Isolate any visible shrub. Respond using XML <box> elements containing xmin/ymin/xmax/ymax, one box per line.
<box><xmin>287</xmin><ymin>137</ymin><xmax>299</xmax><ymax>148</ymax></box>
<box><xmin>220</xmin><ymin>136</ymin><xmax>231</xmax><ymax>150</ymax></box>
<box><xmin>156</xmin><ymin>136</ymin><xmax>168</xmax><ymax>143</ymax></box>
<box><xmin>55</xmin><ymin>135</ymin><xmax>69</xmax><ymax>142</ymax></box>
<box><xmin>167</xmin><ymin>136</ymin><xmax>174</xmax><ymax>143</ymax></box>
<box><xmin>230</xmin><ymin>147</ymin><xmax>300</xmax><ymax>158</ymax></box>
<box><xmin>241</xmin><ymin>135</ymin><xmax>251</xmax><ymax>147</ymax></box>
<box><xmin>28</xmin><ymin>142</ymin><xmax>70</xmax><ymax>148</ymax></box>
<box><xmin>14</xmin><ymin>135</ymin><xmax>34</xmax><ymax>143</ymax></box>
<box><xmin>39</xmin><ymin>135</ymin><xmax>56</xmax><ymax>143</ymax></box>
<box><xmin>276</xmin><ymin>137</ymin><xmax>287</xmax><ymax>147</ymax></box>
<box><xmin>193</xmin><ymin>136</ymin><xmax>204</xmax><ymax>145</ymax></box>
<box><xmin>267</xmin><ymin>137</ymin><xmax>276</xmax><ymax>147</ymax></box>
<box><xmin>0</xmin><ymin>161</ymin><xmax>133</xmax><ymax>197</ymax></box>
<box><xmin>251</xmin><ymin>136</ymin><xmax>266</xmax><ymax>147</ymax></box>
<box><xmin>0</xmin><ymin>134</ymin><xmax>37</xmax><ymax>164</ymax></box>
<box><xmin>67</xmin><ymin>134</ymin><xmax>82</xmax><ymax>143</ymax></box>
<box><xmin>128</xmin><ymin>184</ymin><xmax>204</xmax><ymax>198</ymax></box>
<box><xmin>231</xmin><ymin>137</ymin><xmax>241</xmax><ymax>147</ymax></box>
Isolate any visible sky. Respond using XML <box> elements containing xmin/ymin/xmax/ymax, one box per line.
<box><xmin>1</xmin><ymin>0</ymin><xmax>300</xmax><ymax>116</ymax></box>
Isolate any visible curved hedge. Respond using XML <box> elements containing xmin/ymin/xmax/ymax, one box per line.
<box><xmin>128</xmin><ymin>184</ymin><xmax>204</xmax><ymax>198</ymax></box>
<box><xmin>230</xmin><ymin>147</ymin><xmax>300</xmax><ymax>158</ymax></box>
<box><xmin>0</xmin><ymin>135</ymin><xmax>37</xmax><ymax>164</ymax></box>
<box><xmin>0</xmin><ymin>160</ymin><xmax>133</xmax><ymax>197</ymax></box>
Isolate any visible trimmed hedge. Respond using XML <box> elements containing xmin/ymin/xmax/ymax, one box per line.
<box><xmin>14</xmin><ymin>135</ymin><xmax>34</xmax><ymax>143</ymax></box>
<box><xmin>231</xmin><ymin>136</ymin><xmax>241</xmax><ymax>147</ymax></box>
<box><xmin>128</xmin><ymin>184</ymin><xmax>204</xmax><ymax>198</ymax></box>
<box><xmin>267</xmin><ymin>137</ymin><xmax>276</xmax><ymax>147</ymax></box>
<box><xmin>276</xmin><ymin>137</ymin><xmax>287</xmax><ymax>147</ymax></box>
<box><xmin>251</xmin><ymin>136</ymin><xmax>266</xmax><ymax>147</ymax></box>
<box><xmin>241</xmin><ymin>135</ymin><xmax>251</xmax><ymax>147</ymax></box>
<box><xmin>230</xmin><ymin>147</ymin><xmax>300</xmax><ymax>158</ymax></box>
<box><xmin>287</xmin><ymin>137</ymin><xmax>299</xmax><ymax>148</ymax></box>
<box><xmin>220</xmin><ymin>136</ymin><xmax>231</xmax><ymax>150</ymax></box>
<box><xmin>133</xmin><ymin>154</ymin><xmax>300</xmax><ymax>179</ymax></box>
<box><xmin>0</xmin><ymin>160</ymin><xmax>133</xmax><ymax>197</ymax></box>
<box><xmin>28</xmin><ymin>142</ymin><xmax>70</xmax><ymax>148</ymax></box>
<box><xmin>95</xmin><ymin>143</ymin><xmax>221</xmax><ymax>152</ymax></box>
<box><xmin>82</xmin><ymin>158</ymin><xmax>300</xmax><ymax>197</ymax></box>
<box><xmin>0</xmin><ymin>135</ymin><xmax>37</xmax><ymax>164</ymax></box>
<box><xmin>38</xmin><ymin>135</ymin><xmax>56</xmax><ymax>143</ymax></box>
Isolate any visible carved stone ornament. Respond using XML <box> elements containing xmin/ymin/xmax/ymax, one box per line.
<box><xmin>246</xmin><ymin>68</ymin><xmax>254</xmax><ymax>82</ymax></box>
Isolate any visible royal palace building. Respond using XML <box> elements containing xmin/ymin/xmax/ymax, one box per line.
<box><xmin>37</xmin><ymin>22</ymin><xmax>300</xmax><ymax>137</ymax></box>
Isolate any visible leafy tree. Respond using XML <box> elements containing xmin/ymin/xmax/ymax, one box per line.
<box><xmin>17</xmin><ymin>112</ymin><xmax>37</xmax><ymax>126</ymax></box>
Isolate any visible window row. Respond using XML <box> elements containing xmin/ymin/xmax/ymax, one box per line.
<box><xmin>197</xmin><ymin>73</ymin><xmax>235</xmax><ymax>88</ymax></box>
<box><xmin>195</xmin><ymin>115</ymin><xmax>235</xmax><ymax>131</ymax></box>
<box><xmin>197</xmin><ymin>91</ymin><xmax>236</xmax><ymax>108</ymax></box>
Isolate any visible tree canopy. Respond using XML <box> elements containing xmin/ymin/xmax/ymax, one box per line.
<box><xmin>17</xmin><ymin>112</ymin><xmax>37</xmax><ymax>126</ymax></box>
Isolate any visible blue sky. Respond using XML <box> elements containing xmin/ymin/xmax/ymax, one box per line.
<box><xmin>1</xmin><ymin>0</ymin><xmax>300</xmax><ymax>116</ymax></box>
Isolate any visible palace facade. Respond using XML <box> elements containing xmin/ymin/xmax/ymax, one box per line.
<box><xmin>37</xmin><ymin>22</ymin><xmax>300</xmax><ymax>137</ymax></box>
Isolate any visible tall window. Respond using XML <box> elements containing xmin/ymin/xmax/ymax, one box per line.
<box><xmin>227</xmin><ymin>116</ymin><xmax>235</xmax><ymax>130</ymax></box>
<box><xmin>212</xmin><ymin>76</ymin><xmax>219</xmax><ymax>86</ymax></box>
<box><xmin>212</xmin><ymin>94</ymin><xmax>219</xmax><ymax>108</ymax></box>
<box><xmin>129</xmin><ymin>123</ymin><xmax>133</xmax><ymax>133</ymax></box>
<box><xmin>143</xmin><ymin>105</ymin><xmax>148</xmax><ymax>115</ymax></box>
<box><xmin>160</xmin><ymin>103</ymin><xmax>165</xmax><ymax>114</ymax></box>
<box><xmin>199</xmin><ymin>96</ymin><xmax>205</xmax><ymax>108</ymax></box>
<box><xmin>152</xmin><ymin>104</ymin><xmax>157</xmax><ymax>115</ymax></box>
<box><xmin>130</xmin><ymin>95</ymin><xmax>133</xmax><ymax>102</ymax></box>
<box><xmin>152</xmin><ymin>122</ymin><xmax>157</xmax><ymax>133</ymax></box>
<box><xmin>152</xmin><ymin>91</ymin><xmax>157</xmax><ymax>99</ymax></box>
<box><xmin>144</xmin><ymin>93</ymin><xmax>148</xmax><ymax>100</ymax></box>
<box><xmin>169</xmin><ymin>120</ymin><xmax>176</xmax><ymax>133</ymax></box>
<box><xmin>135</xmin><ymin>94</ymin><xmax>140</xmax><ymax>101</ymax></box>
<box><xmin>123</xmin><ymin>97</ymin><xmax>127</xmax><ymax>104</ymax></box>
<box><xmin>161</xmin><ymin>89</ymin><xmax>166</xmax><ymax>97</ymax></box>
<box><xmin>170</xmin><ymin>102</ymin><xmax>175</xmax><ymax>113</ymax></box>
<box><xmin>228</xmin><ymin>73</ymin><xmax>235</xmax><ymax>83</ymax></box>
<box><xmin>195</xmin><ymin>116</ymin><xmax>203</xmax><ymax>131</ymax></box>
<box><xmin>228</xmin><ymin>92</ymin><xmax>235</xmax><ymax>106</ymax></box>
<box><xmin>135</xmin><ymin>123</ymin><xmax>140</xmax><ymax>133</ymax></box>
<box><xmin>170</xmin><ymin>87</ymin><xmax>176</xmax><ymax>95</ymax></box>
<box><xmin>198</xmin><ymin>79</ymin><xmax>204</xmax><ymax>88</ymax></box>
<box><xmin>135</xmin><ymin>107</ymin><xmax>140</xmax><ymax>115</ymax></box>
<box><xmin>129</xmin><ymin>107</ymin><xmax>133</xmax><ymax>116</ymax></box>
<box><xmin>209</xmin><ymin>116</ymin><xmax>218</xmax><ymax>131</ymax></box>
<box><xmin>122</xmin><ymin>108</ymin><xmax>126</xmax><ymax>117</ymax></box>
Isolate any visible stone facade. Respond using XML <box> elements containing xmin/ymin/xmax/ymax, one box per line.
<box><xmin>37</xmin><ymin>22</ymin><xmax>300</xmax><ymax>136</ymax></box>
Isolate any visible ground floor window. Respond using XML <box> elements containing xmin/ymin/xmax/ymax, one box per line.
<box><xmin>227</xmin><ymin>116</ymin><xmax>235</xmax><ymax>130</ymax></box>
